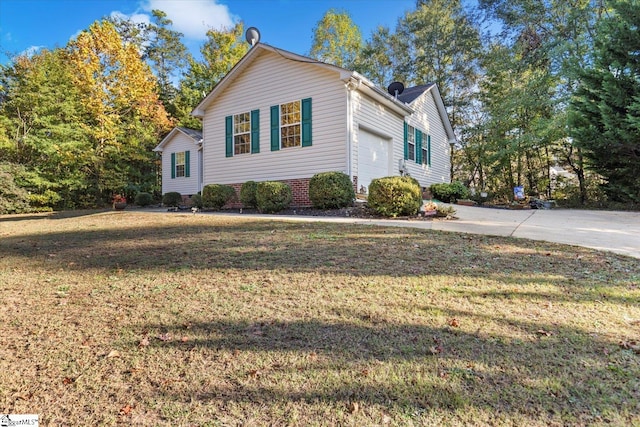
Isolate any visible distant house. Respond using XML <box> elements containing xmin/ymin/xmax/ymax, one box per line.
<box><xmin>156</xmin><ymin>42</ymin><xmax>455</xmax><ymax>206</ymax></box>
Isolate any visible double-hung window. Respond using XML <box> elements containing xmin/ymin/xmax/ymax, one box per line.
<box><xmin>407</xmin><ymin>125</ymin><xmax>416</xmax><ymax>161</ymax></box>
<box><xmin>225</xmin><ymin>110</ymin><xmax>259</xmax><ymax>157</ymax></box>
<box><xmin>404</xmin><ymin>122</ymin><xmax>430</xmax><ymax>166</ymax></box>
<box><xmin>233</xmin><ymin>112</ymin><xmax>251</xmax><ymax>155</ymax></box>
<box><xmin>270</xmin><ymin>98</ymin><xmax>312</xmax><ymax>151</ymax></box>
<box><xmin>171</xmin><ymin>151</ymin><xmax>190</xmax><ymax>179</ymax></box>
<box><xmin>280</xmin><ymin>101</ymin><xmax>301</xmax><ymax>148</ymax></box>
<box><xmin>175</xmin><ymin>152</ymin><xmax>186</xmax><ymax>177</ymax></box>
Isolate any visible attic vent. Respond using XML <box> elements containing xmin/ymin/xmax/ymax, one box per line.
<box><xmin>387</xmin><ymin>81</ymin><xmax>405</xmax><ymax>99</ymax></box>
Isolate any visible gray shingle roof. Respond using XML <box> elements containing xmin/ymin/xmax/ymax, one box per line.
<box><xmin>396</xmin><ymin>83</ymin><xmax>436</xmax><ymax>104</ymax></box>
<box><xmin>177</xmin><ymin>127</ymin><xmax>203</xmax><ymax>142</ymax></box>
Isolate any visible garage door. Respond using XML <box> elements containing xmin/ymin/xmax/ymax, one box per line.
<box><xmin>358</xmin><ymin>128</ymin><xmax>391</xmax><ymax>194</ymax></box>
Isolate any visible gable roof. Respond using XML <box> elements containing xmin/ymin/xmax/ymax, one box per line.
<box><xmin>399</xmin><ymin>83</ymin><xmax>456</xmax><ymax>144</ymax></box>
<box><xmin>153</xmin><ymin>127</ymin><xmax>203</xmax><ymax>152</ymax></box>
<box><xmin>191</xmin><ymin>43</ymin><xmax>413</xmax><ymax>118</ymax></box>
<box><xmin>397</xmin><ymin>84</ymin><xmax>436</xmax><ymax>104</ymax></box>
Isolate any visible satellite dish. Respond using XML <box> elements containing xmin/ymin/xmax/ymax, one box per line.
<box><xmin>245</xmin><ymin>27</ymin><xmax>261</xmax><ymax>46</ymax></box>
<box><xmin>387</xmin><ymin>81</ymin><xmax>405</xmax><ymax>98</ymax></box>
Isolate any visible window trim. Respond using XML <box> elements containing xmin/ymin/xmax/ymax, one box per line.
<box><xmin>233</xmin><ymin>111</ymin><xmax>252</xmax><ymax>155</ymax></box>
<box><xmin>407</xmin><ymin>125</ymin><xmax>416</xmax><ymax>161</ymax></box>
<box><xmin>279</xmin><ymin>100</ymin><xmax>302</xmax><ymax>149</ymax></box>
<box><xmin>175</xmin><ymin>151</ymin><xmax>186</xmax><ymax>178</ymax></box>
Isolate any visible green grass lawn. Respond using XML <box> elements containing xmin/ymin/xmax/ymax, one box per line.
<box><xmin>1</xmin><ymin>211</ymin><xmax>638</xmax><ymax>426</ymax></box>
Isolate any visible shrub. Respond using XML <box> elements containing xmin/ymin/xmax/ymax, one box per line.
<box><xmin>135</xmin><ymin>192</ymin><xmax>153</xmax><ymax>207</ymax></box>
<box><xmin>430</xmin><ymin>181</ymin><xmax>469</xmax><ymax>203</ymax></box>
<box><xmin>436</xmin><ymin>204</ymin><xmax>456</xmax><ymax>217</ymax></box>
<box><xmin>367</xmin><ymin>176</ymin><xmax>422</xmax><ymax>217</ymax></box>
<box><xmin>190</xmin><ymin>193</ymin><xmax>203</xmax><ymax>209</ymax></box>
<box><xmin>202</xmin><ymin>184</ymin><xmax>236</xmax><ymax>210</ymax></box>
<box><xmin>162</xmin><ymin>191</ymin><xmax>182</xmax><ymax>207</ymax></box>
<box><xmin>240</xmin><ymin>180</ymin><xmax>258</xmax><ymax>209</ymax></box>
<box><xmin>0</xmin><ymin>165</ymin><xmax>31</xmax><ymax>214</ymax></box>
<box><xmin>256</xmin><ymin>181</ymin><xmax>292</xmax><ymax>214</ymax></box>
<box><xmin>309</xmin><ymin>172</ymin><xmax>355</xmax><ymax>209</ymax></box>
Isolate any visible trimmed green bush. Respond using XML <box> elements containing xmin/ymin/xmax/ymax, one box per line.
<box><xmin>0</xmin><ymin>165</ymin><xmax>31</xmax><ymax>214</ymax></box>
<box><xmin>135</xmin><ymin>192</ymin><xmax>153</xmax><ymax>207</ymax></box>
<box><xmin>256</xmin><ymin>181</ymin><xmax>292</xmax><ymax>214</ymax></box>
<box><xmin>202</xmin><ymin>184</ymin><xmax>236</xmax><ymax>210</ymax></box>
<box><xmin>240</xmin><ymin>180</ymin><xmax>258</xmax><ymax>209</ymax></box>
<box><xmin>162</xmin><ymin>191</ymin><xmax>182</xmax><ymax>207</ymax></box>
<box><xmin>429</xmin><ymin>181</ymin><xmax>470</xmax><ymax>203</ymax></box>
<box><xmin>367</xmin><ymin>176</ymin><xmax>422</xmax><ymax>217</ymax></box>
<box><xmin>190</xmin><ymin>193</ymin><xmax>203</xmax><ymax>209</ymax></box>
<box><xmin>309</xmin><ymin>172</ymin><xmax>355</xmax><ymax>209</ymax></box>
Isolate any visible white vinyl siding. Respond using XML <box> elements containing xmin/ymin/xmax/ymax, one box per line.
<box><xmin>160</xmin><ymin>132</ymin><xmax>200</xmax><ymax>196</ymax></box>
<box><xmin>403</xmin><ymin>90</ymin><xmax>451</xmax><ymax>188</ymax></box>
<box><xmin>202</xmin><ymin>50</ymin><xmax>347</xmax><ymax>185</ymax></box>
<box><xmin>350</xmin><ymin>91</ymin><xmax>405</xmax><ymax>187</ymax></box>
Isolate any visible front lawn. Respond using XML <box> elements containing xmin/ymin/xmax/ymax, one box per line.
<box><xmin>1</xmin><ymin>211</ymin><xmax>638</xmax><ymax>426</ymax></box>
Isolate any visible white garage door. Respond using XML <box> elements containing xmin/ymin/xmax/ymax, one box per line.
<box><xmin>358</xmin><ymin>128</ymin><xmax>391</xmax><ymax>194</ymax></box>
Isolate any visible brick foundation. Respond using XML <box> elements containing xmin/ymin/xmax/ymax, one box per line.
<box><xmin>223</xmin><ymin>178</ymin><xmax>314</xmax><ymax>208</ymax></box>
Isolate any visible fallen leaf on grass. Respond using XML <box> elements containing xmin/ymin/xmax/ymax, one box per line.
<box><xmin>347</xmin><ymin>401</ymin><xmax>359</xmax><ymax>414</ymax></box>
<box><xmin>62</xmin><ymin>377</ymin><xmax>74</xmax><ymax>385</ymax></box>
<box><xmin>448</xmin><ymin>318</ymin><xmax>460</xmax><ymax>328</ymax></box>
<box><xmin>106</xmin><ymin>350</ymin><xmax>120</xmax><ymax>358</ymax></box>
<box><xmin>139</xmin><ymin>336</ymin><xmax>150</xmax><ymax>347</ymax></box>
<box><xmin>12</xmin><ymin>392</ymin><xmax>32</xmax><ymax>401</ymax></box>
<box><xmin>536</xmin><ymin>329</ymin><xmax>552</xmax><ymax>337</ymax></box>
<box><xmin>157</xmin><ymin>333</ymin><xmax>171</xmax><ymax>342</ymax></box>
<box><xmin>619</xmin><ymin>340</ymin><xmax>640</xmax><ymax>353</ymax></box>
<box><xmin>248</xmin><ymin>369</ymin><xmax>260</xmax><ymax>379</ymax></box>
<box><xmin>119</xmin><ymin>404</ymin><xmax>133</xmax><ymax>416</ymax></box>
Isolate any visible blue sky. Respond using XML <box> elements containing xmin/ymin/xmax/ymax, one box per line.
<box><xmin>0</xmin><ymin>0</ymin><xmax>428</xmax><ymax>65</ymax></box>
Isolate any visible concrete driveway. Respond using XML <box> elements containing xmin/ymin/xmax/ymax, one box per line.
<box><xmin>432</xmin><ymin>205</ymin><xmax>640</xmax><ymax>259</ymax></box>
<box><xmin>205</xmin><ymin>205</ymin><xmax>640</xmax><ymax>259</ymax></box>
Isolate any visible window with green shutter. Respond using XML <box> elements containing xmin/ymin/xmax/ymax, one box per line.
<box><xmin>403</xmin><ymin>122</ymin><xmax>408</xmax><ymax>160</ymax></box>
<box><xmin>271</xmin><ymin>98</ymin><xmax>312</xmax><ymax>150</ymax></box>
<box><xmin>225</xmin><ymin>115</ymin><xmax>233</xmax><ymax>157</ymax></box>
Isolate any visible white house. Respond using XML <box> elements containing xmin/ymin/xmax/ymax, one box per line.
<box><xmin>156</xmin><ymin>42</ymin><xmax>455</xmax><ymax>206</ymax></box>
<box><xmin>153</xmin><ymin>127</ymin><xmax>202</xmax><ymax>197</ymax></box>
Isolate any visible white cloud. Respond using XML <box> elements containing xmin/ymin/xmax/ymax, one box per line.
<box><xmin>20</xmin><ymin>45</ymin><xmax>44</xmax><ymax>57</ymax></box>
<box><xmin>141</xmin><ymin>0</ymin><xmax>237</xmax><ymax>40</ymax></box>
<box><xmin>111</xmin><ymin>10</ymin><xmax>152</xmax><ymax>27</ymax></box>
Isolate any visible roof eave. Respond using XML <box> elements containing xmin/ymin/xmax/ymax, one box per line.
<box><xmin>351</xmin><ymin>72</ymin><xmax>413</xmax><ymax>116</ymax></box>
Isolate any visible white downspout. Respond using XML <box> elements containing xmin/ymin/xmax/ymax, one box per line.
<box><xmin>345</xmin><ymin>76</ymin><xmax>361</xmax><ymax>183</ymax></box>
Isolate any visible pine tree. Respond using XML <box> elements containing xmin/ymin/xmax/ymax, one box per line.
<box><xmin>570</xmin><ymin>0</ymin><xmax>640</xmax><ymax>203</ymax></box>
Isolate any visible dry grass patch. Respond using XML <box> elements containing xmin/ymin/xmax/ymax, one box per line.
<box><xmin>1</xmin><ymin>211</ymin><xmax>639</xmax><ymax>426</ymax></box>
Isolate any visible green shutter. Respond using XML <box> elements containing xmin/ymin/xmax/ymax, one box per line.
<box><xmin>403</xmin><ymin>122</ymin><xmax>408</xmax><ymax>160</ymax></box>
<box><xmin>270</xmin><ymin>105</ymin><xmax>280</xmax><ymax>151</ymax></box>
<box><xmin>185</xmin><ymin>150</ymin><xmax>190</xmax><ymax>177</ymax></box>
<box><xmin>170</xmin><ymin>152</ymin><xmax>176</xmax><ymax>179</ymax></box>
<box><xmin>251</xmin><ymin>109</ymin><xmax>260</xmax><ymax>154</ymax></box>
<box><xmin>225</xmin><ymin>115</ymin><xmax>233</xmax><ymax>157</ymax></box>
<box><xmin>301</xmin><ymin>98</ymin><xmax>312</xmax><ymax>147</ymax></box>
<box><xmin>416</xmin><ymin>130</ymin><xmax>422</xmax><ymax>164</ymax></box>
<box><xmin>427</xmin><ymin>134</ymin><xmax>432</xmax><ymax>166</ymax></box>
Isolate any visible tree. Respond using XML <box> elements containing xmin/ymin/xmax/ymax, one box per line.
<box><xmin>145</xmin><ymin>10</ymin><xmax>190</xmax><ymax>115</ymax></box>
<box><xmin>310</xmin><ymin>9</ymin><xmax>363</xmax><ymax>69</ymax></box>
<box><xmin>0</xmin><ymin>49</ymin><xmax>90</xmax><ymax>208</ymax></box>
<box><xmin>68</xmin><ymin>20</ymin><xmax>172</xmax><ymax>201</ymax></box>
<box><xmin>394</xmin><ymin>0</ymin><xmax>482</xmax><ymax>129</ymax></box>
<box><xmin>570</xmin><ymin>0</ymin><xmax>640</xmax><ymax>203</ymax></box>
<box><xmin>174</xmin><ymin>23</ymin><xmax>248</xmax><ymax>128</ymax></box>
<box><xmin>475</xmin><ymin>0</ymin><xmax>608</xmax><ymax>204</ymax></box>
